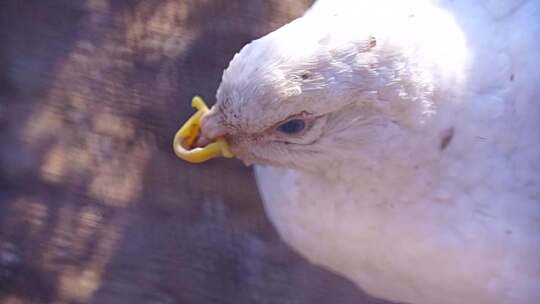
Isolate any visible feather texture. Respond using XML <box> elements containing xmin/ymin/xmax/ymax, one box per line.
<box><xmin>248</xmin><ymin>1</ymin><xmax>540</xmax><ymax>303</ymax></box>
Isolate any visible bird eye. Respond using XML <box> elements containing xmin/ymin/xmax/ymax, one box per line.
<box><xmin>277</xmin><ymin>119</ymin><xmax>306</xmax><ymax>135</ymax></box>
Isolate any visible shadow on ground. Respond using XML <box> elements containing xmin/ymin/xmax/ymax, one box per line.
<box><xmin>0</xmin><ymin>1</ymin><xmax>392</xmax><ymax>303</ymax></box>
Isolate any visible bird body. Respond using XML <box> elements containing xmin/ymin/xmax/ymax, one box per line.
<box><xmin>254</xmin><ymin>1</ymin><xmax>540</xmax><ymax>303</ymax></box>
<box><xmin>193</xmin><ymin>0</ymin><xmax>540</xmax><ymax>303</ymax></box>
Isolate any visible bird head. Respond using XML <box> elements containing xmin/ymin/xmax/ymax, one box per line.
<box><xmin>189</xmin><ymin>14</ymin><xmax>446</xmax><ymax>172</ymax></box>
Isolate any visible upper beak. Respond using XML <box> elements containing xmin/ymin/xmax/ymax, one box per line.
<box><xmin>172</xmin><ymin>96</ymin><xmax>234</xmax><ymax>163</ymax></box>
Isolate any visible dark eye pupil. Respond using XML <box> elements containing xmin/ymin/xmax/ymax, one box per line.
<box><xmin>278</xmin><ymin>119</ymin><xmax>306</xmax><ymax>134</ymax></box>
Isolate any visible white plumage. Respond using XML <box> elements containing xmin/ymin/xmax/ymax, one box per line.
<box><xmin>199</xmin><ymin>1</ymin><xmax>540</xmax><ymax>303</ymax></box>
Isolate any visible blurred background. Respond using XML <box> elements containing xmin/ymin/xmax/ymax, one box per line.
<box><xmin>0</xmin><ymin>1</ymin><xmax>390</xmax><ymax>303</ymax></box>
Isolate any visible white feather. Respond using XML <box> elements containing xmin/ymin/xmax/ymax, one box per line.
<box><xmin>247</xmin><ymin>1</ymin><xmax>540</xmax><ymax>303</ymax></box>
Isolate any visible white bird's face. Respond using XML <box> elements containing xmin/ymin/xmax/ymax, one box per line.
<box><xmin>197</xmin><ymin>18</ymin><xmax>433</xmax><ymax>172</ymax></box>
<box><xmin>200</xmin><ymin>105</ymin><xmax>331</xmax><ymax>169</ymax></box>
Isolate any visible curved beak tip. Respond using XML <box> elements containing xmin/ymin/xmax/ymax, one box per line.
<box><xmin>173</xmin><ymin>96</ymin><xmax>234</xmax><ymax>164</ymax></box>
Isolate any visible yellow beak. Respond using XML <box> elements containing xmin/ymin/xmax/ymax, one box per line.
<box><xmin>173</xmin><ymin>96</ymin><xmax>234</xmax><ymax>163</ymax></box>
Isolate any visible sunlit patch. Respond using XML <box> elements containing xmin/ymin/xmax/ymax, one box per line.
<box><xmin>41</xmin><ymin>146</ymin><xmax>68</xmax><ymax>183</ymax></box>
<box><xmin>22</xmin><ymin>107</ymin><xmax>64</xmax><ymax>144</ymax></box>
<box><xmin>72</xmin><ymin>205</ymin><xmax>104</xmax><ymax>253</ymax></box>
<box><xmin>124</xmin><ymin>0</ymin><xmax>195</xmax><ymax>62</ymax></box>
<box><xmin>7</xmin><ymin>197</ymin><xmax>49</xmax><ymax>237</ymax></box>
<box><xmin>56</xmin><ymin>219</ymin><xmax>122</xmax><ymax>303</ymax></box>
<box><xmin>88</xmin><ymin>143</ymin><xmax>149</xmax><ymax>208</ymax></box>
<box><xmin>41</xmin><ymin>145</ymin><xmax>93</xmax><ymax>183</ymax></box>
<box><xmin>92</xmin><ymin>112</ymin><xmax>135</xmax><ymax>140</ymax></box>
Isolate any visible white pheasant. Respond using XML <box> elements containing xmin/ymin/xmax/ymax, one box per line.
<box><xmin>189</xmin><ymin>1</ymin><xmax>540</xmax><ymax>303</ymax></box>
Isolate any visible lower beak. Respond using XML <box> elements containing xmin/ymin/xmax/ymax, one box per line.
<box><xmin>173</xmin><ymin>96</ymin><xmax>234</xmax><ymax>163</ymax></box>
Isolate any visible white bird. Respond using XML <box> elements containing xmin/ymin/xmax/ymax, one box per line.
<box><xmin>195</xmin><ymin>1</ymin><xmax>540</xmax><ymax>303</ymax></box>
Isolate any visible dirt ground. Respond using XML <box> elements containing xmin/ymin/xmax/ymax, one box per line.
<box><xmin>0</xmin><ymin>1</ymin><xmax>392</xmax><ymax>303</ymax></box>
